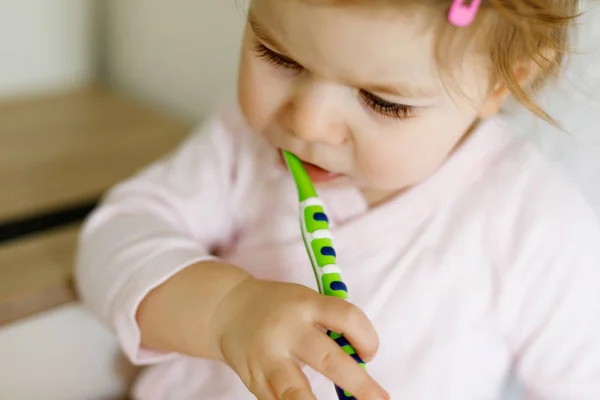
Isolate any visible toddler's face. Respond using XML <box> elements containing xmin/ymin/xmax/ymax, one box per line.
<box><xmin>238</xmin><ymin>0</ymin><xmax>500</xmax><ymax>199</ymax></box>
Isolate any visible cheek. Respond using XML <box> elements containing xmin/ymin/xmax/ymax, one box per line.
<box><xmin>355</xmin><ymin>138</ymin><xmax>420</xmax><ymax>189</ymax></box>
<box><xmin>237</xmin><ymin>49</ymin><xmax>288</xmax><ymax>134</ymax></box>
<box><xmin>238</xmin><ymin>53</ymin><xmax>267</xmax><ymax>131</ymax></box>
<box><xmin>360</xmin><ymin>145</ymin><xmax>447</xmax><ymax>190</ymax></box>
<box><xmin>356</xmin><ymin>118</ymin><xmax>469</xmax><ymax>190</ymax></box>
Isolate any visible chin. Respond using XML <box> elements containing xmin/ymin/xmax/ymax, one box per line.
<box><xmin>354</xmin><ymin>176</ymin><xmax>411</xmax><ymax>194</ymax></box>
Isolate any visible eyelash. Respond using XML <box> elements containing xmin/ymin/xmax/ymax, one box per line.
<box><xmin>254</xmin><ymin>42</ymin><xmax>302</xmax><ymax>70</ymax></box>
<box><xmin>358</xmin><ymin>91</ymin><xmax>417</xmax><ymax>120</ymax></box>
<box><xmin>253</xmin><ymin>41</ymin><xmax>418</xmax><ymax>120</ymax></box>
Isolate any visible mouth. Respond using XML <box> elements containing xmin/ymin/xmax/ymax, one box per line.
<box><xmin>278</xmin><ymin>150</ymin><xmax>342</xmax><ymax>183</ymax></box>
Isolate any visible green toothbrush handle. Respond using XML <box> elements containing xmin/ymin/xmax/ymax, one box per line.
<box><xmin>299</xmin><ymin>197</ymin><xmax>366</xmax><ymax>400</ymax></box>
<box><xmin>282</xmin><ymin>150</ymin><xmax>366</xmax><ymax>399</ymax></box>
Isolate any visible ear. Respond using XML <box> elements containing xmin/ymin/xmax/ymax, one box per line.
<box><xmin>478</xmin><ymin>83</ymin><xmax>509</xmax><ymax>118</ymax></box>
<box><xmin>478</xmin><ymin>63</ymin><xmax>539</xmax><ymax>118</ymax></box>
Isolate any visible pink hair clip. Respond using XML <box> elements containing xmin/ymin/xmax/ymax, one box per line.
<box><xmin>448</xmin><ymin>0</ymin><xmax>482</xmax><ymax>27</ymax></box>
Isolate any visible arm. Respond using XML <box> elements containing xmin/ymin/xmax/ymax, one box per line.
<box><xmin>136</xmin><ymin>259</ymin><xmax>251</xmax><ymax>362</ymax></box>
<box><xmin>75</xmin><ymin>111</ymin><xmax>246</xmax><ymax>364</ymax></box>
<box><xmin>74</xmin><ymin>114</ymin><xmax>389</xmax><ymax>399</ymax></box>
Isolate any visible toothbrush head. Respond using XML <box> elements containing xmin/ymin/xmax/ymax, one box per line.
<box><xmin>282</xmin><ymin>150</ymin><xmax>318</xmax><ymax>202</ymax></box>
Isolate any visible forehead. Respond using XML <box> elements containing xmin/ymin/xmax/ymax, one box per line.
<box><xmin>250</xmin><ymin>0</ymin><xmax>443</xmax><ymax>89</ymax></box>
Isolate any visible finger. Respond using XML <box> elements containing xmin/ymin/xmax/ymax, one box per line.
<box><xmin>246</xmin><ymin>368</ymin><xmax>278</xmax><ymax>400</ymax></box>
<box><xmin>266</xmin><ymin>362</ymin><xmax>317</xmax><ymax>400</ymax></box>
<box><xmin>294</xmin><ymin>329</ymin><xmax>389</xmax><ymax>400</ymax></box>
<box><xmin>315</xmin><ymin>297</ymin><xmax>380</xmax><ymax>362</ymax></box>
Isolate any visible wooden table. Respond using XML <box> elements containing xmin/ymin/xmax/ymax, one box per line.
<box><xmin>0</xmin><ymin>87</ymin><xmax>192</xmax><ymax>326</ymax></box>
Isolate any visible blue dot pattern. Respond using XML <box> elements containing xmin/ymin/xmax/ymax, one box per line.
<box><xmin>330</xmin><ymin>281</ymin><xmax>348</xmax><ymax>292</ymax></box>
<box><xmin>321</xmin><ymin>246</ymin><xmax>336</xmax><ymax>257</ymax></box>
<box><xmin>334</xmin><ymin>336</ymin><xmax>350</xmax><ymax>347</ymax></box>
<box><xmin>313</xmin><ymin>212</ymin><xmax>329</xmax><ymax>222</ymax></box>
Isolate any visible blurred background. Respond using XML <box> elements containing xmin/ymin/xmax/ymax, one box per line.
<box><xmin>0</xmin><ymin>1</ymin><xmax>245</xmax><ymax>398</ymax></box>
<box><xmin>0</xmin><ymin>1</ymin><xmax>599</xmax><ymax>399</ymax></box>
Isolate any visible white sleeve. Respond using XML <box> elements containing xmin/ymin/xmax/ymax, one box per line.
<box><xmin>496</xmin><ymin>182</ymin><xmax>600</xmax><ymax>399</ymax></box>
<box><xmin>75</xmin><ymin>111</ymin><xmax>245</xmax><ymax>365</ymax></box>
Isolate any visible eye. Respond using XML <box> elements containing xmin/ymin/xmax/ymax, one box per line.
<box><xmin>253</xmin><ymin>42</ymin><xmax>303</xmax><ymax>71</ymax></box>
<box><xmin>358</xmin><ymin>90</ymin><xmax>418</xmax><ymax>120</ymax></box>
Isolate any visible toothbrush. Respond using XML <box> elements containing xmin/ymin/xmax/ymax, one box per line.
<box><xmin>282</xmin><ymin>150</ymin><xmax>366</xmax><ymax>400</ymax></box>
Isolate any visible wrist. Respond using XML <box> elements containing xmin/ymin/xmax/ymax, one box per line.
<box><xmin>209</xmin><ymin>275</ymin><xmax>257</xmax><ymax>362</ymax></box>
<box><xmin>137</xmin><ymin>260</ymin><xmax>253</xmax><ymax>361</ymax></box>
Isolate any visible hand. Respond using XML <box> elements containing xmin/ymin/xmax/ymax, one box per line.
<box><xmin>213</xmin><ymin>278</ymin><xmax>389</xmax><ymax>400</ymax></box>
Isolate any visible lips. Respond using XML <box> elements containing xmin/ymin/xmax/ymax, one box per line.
<box><xmin>278</xmin><ymin>150</ymin><xmax>341</xmax><ymax>183</ymax></box>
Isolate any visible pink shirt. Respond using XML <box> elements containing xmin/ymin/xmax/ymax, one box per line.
<box><xmin>76</xmin><ymin>106</ymin><xmax>600</xmax><ymax>399</ymax></box>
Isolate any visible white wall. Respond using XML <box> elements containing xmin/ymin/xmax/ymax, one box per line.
<box><xmin>502</xmin><ymin>3</ymin><xmax>600</xmax><ymax>211</ymax></box>
<box><xmin>0</xmin><ymin>304</ymin><xmax>139</xmax><ymax>399</ymax></box>
<box><xmin>0</xmin><ymin>0</ymin><xmax>98</xmax><ymax>100</ymax></box>
<box><xmin>106</xmin><ymin>0</ymin><xmax>246</xmax><ymax>121</ymax></box>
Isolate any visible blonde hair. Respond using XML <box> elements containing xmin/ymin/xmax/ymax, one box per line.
<box><xmin>434</xmin><ymin>0</ymin><xmax>580</xmax><ymax>125</ymax></box>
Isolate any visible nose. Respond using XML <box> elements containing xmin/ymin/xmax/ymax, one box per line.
<box><xmin>286</xmin><ymin>80</ymin><xmax>349</xmax><ymax>145</ymax></box>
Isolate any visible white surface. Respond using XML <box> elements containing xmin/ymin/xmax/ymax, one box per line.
<box><xmin>0</xmin><ymin>0</ymin><xmax>97</xmax><ymax>100</ymax></box>
<box><xmin>504</xmin><ymin>1</ymin><xmax>600</xmax><ymax>215</ymax></box>
<box><xmin>106</xmin><ymin>0</ymin><xmax>246</xmax><ymax>121</ymax></box>
<box><xmin>0</xmin><ymin>304</ymin><xmax>138</xmax><ymax>400</ymax></box>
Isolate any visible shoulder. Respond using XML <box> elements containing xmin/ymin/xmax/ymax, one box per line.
<box><xmin>172</xmin><ymin>103</ymin><xmax>280</xmax><ymax>175</ymax></box>
<box><xmin>206</xmin><ymin>104</ymin><xmax>293</xmax><ymax>215</ymax></box>
<box><xmin>460</xmin><ymin>117</ymin><xmax>600</xmax><ymax>267</ymax></box>
<box><xmin>186</xmin><ymin>104</ymin><xmax>252</xmax><ymax>152</ymax></box>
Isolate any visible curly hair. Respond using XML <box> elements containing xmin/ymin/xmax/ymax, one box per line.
<box><xmin>439</xmin><ymin>0</ymin><xmax>580</xmax><ymax>124</ymax></box>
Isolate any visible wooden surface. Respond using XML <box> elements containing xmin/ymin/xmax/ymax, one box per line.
<box><xmin>0</xmin><ymin>87</ymin><xmax>192</xmax><ymax>326</ymax></box>
<box><xmin>0</xmin><ymin>86</ymin><xmax>192</xmax><ymax>221</ymax></box>
<box><xmin>0</xmin><ymin>225</ymin><xmax>79</xmax><ymax>325</ymax></box>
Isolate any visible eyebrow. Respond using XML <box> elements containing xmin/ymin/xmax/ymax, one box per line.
<box><xmin>248</xmin><ymin>12</ymin><xmax>438</xmax><ymax>100</ymax></box>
